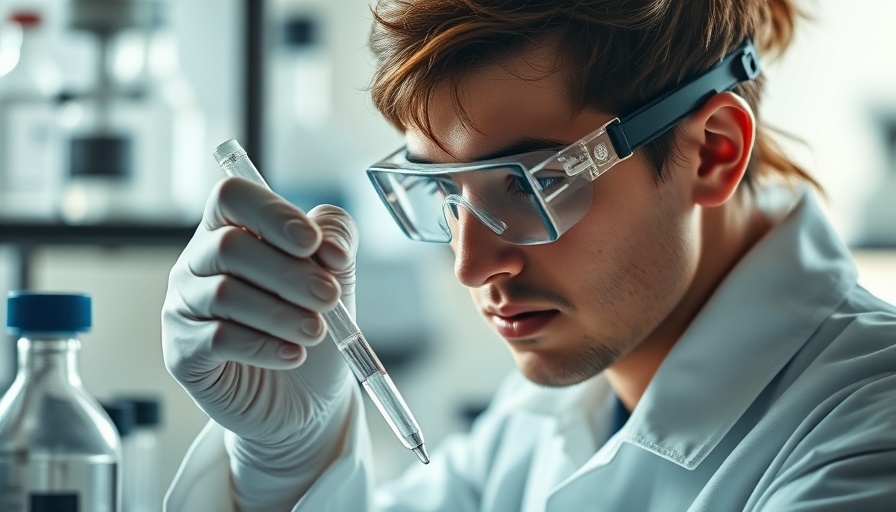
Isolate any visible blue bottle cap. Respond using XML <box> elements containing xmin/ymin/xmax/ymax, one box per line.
<box><xmin>101</xmin><ymin>400</ymin><xmax>136</xmax><ymax>438</ymax></box>
<box><xmin>116</xmin><ymin>396</ymin><xmax>163</xmax><ymax>427</ymax></box>
<box><xmin>6</xmin><ymin>292</ymin><xmax>92</xmax><ymax>335</ymax></box>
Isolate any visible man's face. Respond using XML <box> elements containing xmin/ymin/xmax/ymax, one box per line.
<box><xmin>405</xmin><ymin>48</ymin><xmax>702</xmax><ymax>387</ymax></box>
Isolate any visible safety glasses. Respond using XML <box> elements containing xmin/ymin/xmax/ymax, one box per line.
<box><xmin>367</xmin><ymin>39</ymin><xmax>760</xmax><ymax>245</ymax></box>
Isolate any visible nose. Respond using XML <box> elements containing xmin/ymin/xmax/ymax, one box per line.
<box><xmin>449</xmin><ymin>203</ymin><xmax>524</xmax><ymax>288</ymax></box>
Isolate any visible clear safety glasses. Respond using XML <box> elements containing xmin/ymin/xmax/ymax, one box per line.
<box><xmin>367</xmin><ymin>39</ymin><xmax>761</xmax><ymax>245</ymax></box>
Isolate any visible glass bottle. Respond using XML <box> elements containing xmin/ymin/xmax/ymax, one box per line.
<box><xmin>0</xmin><ymin>10</ymin><xmax>63</xmax><ymax>221</ymax></box>
<box><xmin>0</xmin><ymin>292</ymin><xmax>120</xmax><ymax>512</ymax></box>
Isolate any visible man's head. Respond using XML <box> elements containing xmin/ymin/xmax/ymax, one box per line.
<box><xmin>366</xmin><ymin>0</ymin><xmax>813</xmax><ymax>387</ymax></box>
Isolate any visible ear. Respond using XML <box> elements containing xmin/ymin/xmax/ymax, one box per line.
<box><xmin>677</xmin><ymin>91</ymin><xmax>755</xmax><ymax>207</ymax></box>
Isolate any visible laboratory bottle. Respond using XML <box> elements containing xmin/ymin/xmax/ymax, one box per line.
<box><xmin>0</xmin><ymin>292</ymin><xmax>121</xmax><ymax>512</ymax></box>
<box><xmin>58</xmin><ymin>0</ymin><xmax>207</xmax><ymax>225</ymax></box>
<box><xmin>116</xmin><ymin>396</ymin><xmax>162</xmax><ymax>512</ymax></box>
<box><xmin>101</xmin><ymin>401</ymin><xmax>136</xmax><ymax>512</ymax></box>
<box><xmin>0</xmin><ymin>10</ymin><xmax>63</xmax><ymax>221</ymax></box>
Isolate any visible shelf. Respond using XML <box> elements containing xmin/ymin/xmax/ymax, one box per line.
<box><xmin>0</xmin><ymin>221</ymin><xmax>197</xmax><ymax>247</ymax></box>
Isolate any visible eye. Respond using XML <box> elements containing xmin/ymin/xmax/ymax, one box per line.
<box><xmin>506</xmin><ymin>174</ymin><xmax>564</xmax><ymax>199</ymax></box>
<box><xmin>534</xmin><ymin>176</ymin><xmax>565</xmax><ymax>194</ymax></box>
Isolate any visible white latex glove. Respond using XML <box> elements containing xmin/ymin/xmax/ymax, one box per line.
<box><xmin>162</xmin><ymin>177</ymin><xmax>360</xmax><ymax>509</ymax></box>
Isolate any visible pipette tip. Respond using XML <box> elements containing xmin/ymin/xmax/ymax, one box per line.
<box><xmin>413</xmin><ymin>444</ymin><xmax>430</xmax><ymax>465</ymax></box>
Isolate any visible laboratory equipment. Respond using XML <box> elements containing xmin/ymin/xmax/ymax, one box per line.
<box><xmin>0</xmin><ymin>292</ymin><xmax>120</xmax><ymax>512</ymax></box>
<box><xmin>116</xmin><ymin>395</ymin><xmax>162</xmax><ymax>512</ymax></box>
<box><xmin>264</xmin><ymin>6</ymin><xmax>372</xmax><ymax>221</ymax></box>
<box><xmin>58</xmin><ymin>0</ymin><xmax>207</xmax><ymax>224</ymax></box>
<box><xmin>212</xmin><ymin>138</ymin><xmax>429</xmax><ymax>465</ymax></box>
<box><xmin>0</xmin><ymin>10</ymin><xmax>63</xmax><ymax>220</ymax></box>
<box><xmin>101</xmin><ymin>400</ymin><xmax>137</xmax><ymax>512</ymax></box>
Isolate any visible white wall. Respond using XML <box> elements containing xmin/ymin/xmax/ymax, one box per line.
<box><xmin>761</xmin><ymin>2</ymin><xmax>896</xmax><ymax>244</ymax></box>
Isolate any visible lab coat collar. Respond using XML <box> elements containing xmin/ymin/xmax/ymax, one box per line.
<box><xmin>618</xmin><ymin>186</ymin><xmax>858</xmax><ymax>469</ymax></box>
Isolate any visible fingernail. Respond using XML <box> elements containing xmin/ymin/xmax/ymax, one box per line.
<box><xmin>285</xmin><ymin>220</ymin><xmax>315</xmax><ymax>245</ymax></box>
<box><xmin>308</xmin><ymin>276</ymin><xmax>337</xmax><ymax>301</ymax></box>
<box><xmin>278</xmin><ymin>344</ymin><xmax>302</xmax><ymax>359</ymax></box>
<box><xmin>301</xmin><ymin>317</ymin><xmax>323</xmax><ymax>337</ymax></box>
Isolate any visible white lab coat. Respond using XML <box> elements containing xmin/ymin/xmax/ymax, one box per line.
<box><xmin>166</xmin><ymin>188</ymin><xmax>896</xmax><ymax>511</ymax></box>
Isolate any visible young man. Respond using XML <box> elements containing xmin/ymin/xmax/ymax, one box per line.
<box><xmin>162</xmin><ymin>0</ymin><xmax>896</xmax><ymax>510</ymax></box>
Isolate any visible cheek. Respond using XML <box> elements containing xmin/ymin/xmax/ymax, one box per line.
<box><xmin>626</xmin><ymin>179</ymin><xmax>700</xmax><ymax>308</ymax></box>
<box><xmin>569</xmin><ymin>163</ymin><xmax>698</xmax><ymax>309</ymax></box>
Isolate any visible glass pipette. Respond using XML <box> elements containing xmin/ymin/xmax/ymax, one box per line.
<box><xmin>212</xmin><ymin>138</ymin><xmax>429</xmax><ymax>465</ymax></box>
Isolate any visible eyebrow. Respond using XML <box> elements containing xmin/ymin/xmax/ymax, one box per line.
<box><xmin>405</xmin><ymin>138</ymin><xmax>567</xmax><ymax>164</ymax></box>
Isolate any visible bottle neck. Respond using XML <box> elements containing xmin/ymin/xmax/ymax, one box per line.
<box><xmin>17</xmin><ymin>336</ymin><xmax>84</xmax><ymax>387</ymax></box>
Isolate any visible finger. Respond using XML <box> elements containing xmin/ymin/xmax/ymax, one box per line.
<box><xmin>203</xmin><ymin>177</ymin><xmax>322</xmax><ymax>258</ymax></box>
<box><xmin>188</xmin><ymin>225</ymin><xmax>341</xmax><ymax>311</ymax></box>
<box><xmin>202</xmin><ymin>319</ymin><xmax>308</xmax><ymax>369</ymax></box>
<box><xmin>308</xmin><ymin>205</ymin><xmax>359</xmax><ymax>279</ymax></box>
<box><xmin>162</xmin><ymin>310</ymin><xmax>306</xmax><ymax>377</ymax></box>
<box><xmin>180</xmin><ymin>273</ymin><xmax>329</xmax><ymax>347</ymax></box>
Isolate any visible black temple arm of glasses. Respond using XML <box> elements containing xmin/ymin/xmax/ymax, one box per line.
<box><xmin>606</xmin><ymin>39</ymin><xmax>761</xmax><ymax>159</ymax></box>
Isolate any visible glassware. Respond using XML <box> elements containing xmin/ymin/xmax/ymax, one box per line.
<box><xmin>0</xmin><ymin>292</ymin><xmax>120</xmax><ymax>512</ymax></box>
<box><xmin>0</xmin><ymin>10</ymin><xmax>63</xmax><ymax>221</ymax></box>
<box><xmin>58</xmin><ymin>0</ymin><xmax>207</xmax><ymax>224</ymax></box>
<box><xmin>101</xmin><ymin>400</ymin><xmax>136</xmax><ymax>512</ymax></box>
<box><xmin>117</xmin><ymin>396</ymin><xmax>162</xmax><ymax>512</ymax></box>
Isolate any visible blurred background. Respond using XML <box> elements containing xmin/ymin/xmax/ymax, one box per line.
<box><xmin>0</xmin><ymin>0</ymin><xmax>893</xmax><ymax>504</ymax></box>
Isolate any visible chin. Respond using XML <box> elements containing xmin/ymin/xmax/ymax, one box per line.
<box><xmin>515</xmin><ymin>351</ymin><xmax>606</xmax><ymax>388</ymax></box>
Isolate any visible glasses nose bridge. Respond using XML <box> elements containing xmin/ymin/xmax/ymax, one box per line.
<box><xmin>441</xmin><ymin>193</ymin><xmax>507</xmax><ymax>238</ymax></box>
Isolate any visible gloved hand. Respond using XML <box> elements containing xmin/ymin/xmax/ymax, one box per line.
<box><xmin>161</xmin><ymin>177</ymin><xmax>360</xmax><ymax>508</ymax></box>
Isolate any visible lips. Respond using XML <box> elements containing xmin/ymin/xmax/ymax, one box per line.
<box><xmin>487</xmin><ymin>307</ymin><xmax>559</xmax><ymax>339</ymax></box>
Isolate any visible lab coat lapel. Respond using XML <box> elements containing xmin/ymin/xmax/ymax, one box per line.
<box><xmin>521</xmin><ymin>407</ymin><xmax>606</xmax><ymax>512</ymax></box>
<box><xmin>499</xmin><ymin>374</ymin><xmax>613</xmax><ymax>511</ymax></box>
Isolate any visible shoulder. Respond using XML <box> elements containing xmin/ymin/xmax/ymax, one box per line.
<box><xmin>812</xmin><ymin>284</ymin><xmax>896</xmax><ymax>373</ymax></box>
<box><xmin>765</xmin><ymin>290</ymin><xmax>896</xmax><ymax>501</ymax></box>
<box><xmin>808</xmin><ymin>373</ymin><xmax>896</xmax><ymax>450</ymax></box>
<box><xmin>796</xmin><ymin>283</ymin><xmax>896</xmax><ymax>438</ymax></box>
<box><xmin>759</xmin><ymin>285</ymin><xmax>896</xmax><ymax>483</ymax></box>
<box><xmin>751</xmin><ymin>374</ymin><xmax>896</xmax><ymax>510</ymax></box>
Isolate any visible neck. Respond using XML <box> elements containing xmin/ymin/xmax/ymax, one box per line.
<box><xmin>605</xmin><ymin>189</ymin><xmax>772</xmax><ymax>411</ymax></box>
<box><xmin>17</xmin><ymin>337</ymin><xmax>83</xmax><ymax>388</ymax></box>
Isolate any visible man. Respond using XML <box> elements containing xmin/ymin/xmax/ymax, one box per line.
<box><xmin>162</xmin><ymin>0</ymin><xmax>896</xmax><ymax>510</ymax></box>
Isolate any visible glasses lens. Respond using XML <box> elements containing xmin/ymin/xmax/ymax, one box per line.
<box><xmin>529</xmin><ymin>153</ymin><xmax>595</xmax><ymax>236</ymax></box>
<box><xmin>369</xmin><ymin>159</ymin><xmax>594</xmax><ymax>244</ymax></box>
<box><xmin>370</xmin><ymin>172</ymin><xmax>454</xmax><ymax>242</ymax></box>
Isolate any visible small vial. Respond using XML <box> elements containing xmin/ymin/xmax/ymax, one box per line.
<box><xmin>117</xmin><ymin>396</ymin><xmax>162</xmax><ymax>512</ymax></box>
<box><xmin>0</xmin><ymin>292</ymin><xmax>121</xmax><ymax>512</ymax></box>
<box><xmin>101</xmin><ymin>401</ymin><xmax>137</xmax><ymax>511</ymax></box>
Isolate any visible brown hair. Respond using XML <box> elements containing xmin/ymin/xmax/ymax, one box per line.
<box><xmin>368</xmin><ymin>0</ymin><xmax>821</xmax><ymax>192</ymax></box>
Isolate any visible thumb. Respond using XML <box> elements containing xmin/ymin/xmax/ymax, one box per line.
<box><xmin>308</xmin><ymin>205</ymin><xmax>359</xmax><ymax>315</ymax></box>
